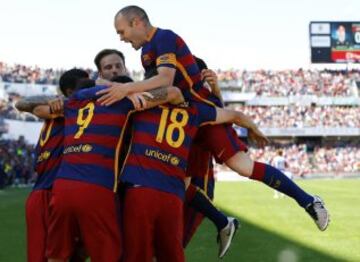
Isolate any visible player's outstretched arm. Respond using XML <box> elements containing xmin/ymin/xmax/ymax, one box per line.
<box><xmin>96</xmin><ymin>67</ymin><xmax>176</xmax><ymax>106</ymax></box>
<box><xmin>15</xmin><ymin>95</ymin><xmax>56</xmax><ymax>113</ymax></box>
<box><xmin>15</xmin><ymin>95</ymin><xmax>62</xmax><ymax>119</ymax></box>
<box><xmin>214</xmin><ymin>108</ymin><xmax>270</xmax><ymax>147</ymax></box>
<box><xmin>129</xmin><ymin>86</ymin><xmax>184</xmax><ymax>111</ymax></box>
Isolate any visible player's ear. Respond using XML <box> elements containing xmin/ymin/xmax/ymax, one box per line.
<box><xmin>131</xmin><ymin>17</ymin><xmax>141</xmax><ymax>27</ymax></box>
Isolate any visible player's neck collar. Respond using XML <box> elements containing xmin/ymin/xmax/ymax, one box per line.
<box><xmin>146</xmin><ymin>27</ymin><xmax>157</xmax><ymax>42</ymax></box>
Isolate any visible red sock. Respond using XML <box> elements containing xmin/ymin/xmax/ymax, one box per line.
<box><xmin>249</xmin><ymin>161</ymin><xmax>266</xmax><ymax>181</ymax></box>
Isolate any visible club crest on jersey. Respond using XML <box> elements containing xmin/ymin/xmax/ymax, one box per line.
<box><xmin>37</xmin><ymin>151</ymin><xmax>51</xmax><ymax>162</ymax></box>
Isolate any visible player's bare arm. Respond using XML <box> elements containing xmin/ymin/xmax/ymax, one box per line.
<box><xmin>96</xmin><ymin>67</ymin><xmax>176</xmax><ymax>106</ymax></box>
<box><xmin>15</xmin><ymin>95</ymin><xmax>63</xmax><ymax>119</ymax></box>
<box><xmin>15</xmin><ymin>95</ymin><xmax>57</xmax><ymax>113</ymax></box>
<box><xmin>130</xmin><ymin>86</ymin><xmax>184</xmax><ymax>110</ymax></box>
<box><xmin>214</xmin><ymin>108</ymin><xmax>270</xmax><ymax>147</ymax></box>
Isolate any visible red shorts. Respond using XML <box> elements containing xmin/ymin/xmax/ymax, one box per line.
<box><xmin>46</xmin><ymin>179</ymin><xmax>121</xmax><ymax>262</ymax></box>
<box><xmin>26</xmin><ymin>189</ymin><xmax>52</xmax><ymax>262</ymax></box>
<box><xmin>197</xmin><ymin>124</ymin><xmax>247</xmax><ymax>164</ymax></box>
<box><xmin>123</xmin><ymin>187</ymin><xmax>184</xmax><ymax>262</ymax></box>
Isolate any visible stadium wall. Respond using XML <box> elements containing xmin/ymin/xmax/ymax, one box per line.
<box><xmin>3</xmin><ymin>119</ymin><xmax>42</xmax><ymax>144</ymax></box>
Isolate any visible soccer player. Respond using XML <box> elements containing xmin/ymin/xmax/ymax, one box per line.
<box><xmin>272</xmin><ymin>149</ymin><xmax>292</xmax><ymax>198</ymax></box>
<box><xmin>98</xmin><ymin>5</ymin><xmax>329</xmax><ymax>232</ymax></box>
<box><xmin>182</xmin><ymin>58</ymin><xmax>239</xmax><ymax>258</ymax></box>
<box><xmin>94</xmin><ymin>49</ymin><xmax>127</xmax><ymax>80</ymax></box>
<box><xmin>120</xmin><ymin>98</ymin><xmax>267</xmax><ymax>262</ymax></box>
<box><xmin>45</xmin><ymin>77</ymin><xmax>184</xmax><ymax>262</ymax></box>
<box><xmin>15</xmin><ymin>69</ymin><xmax>89</xmax><ymax>262</ymax></box>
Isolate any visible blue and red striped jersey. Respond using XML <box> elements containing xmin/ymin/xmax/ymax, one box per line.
<box><xmin>120</xmin><ymin>102</ymin><xmax>217</xmax><ymax>199</ymax></box>
<box><xmin>141</xmin><ymin>28</ymin><xmax>222</xmax><ymax>107</ymax></box>
<box><xmin>56</xmin><ymin>86</ymin><xmax>134</xmax><ymax>191</ymax></box>
<box><xmin>33</xmin><ymin>117</ymin><xmax>64</xmax><ymax>190</ymax></box>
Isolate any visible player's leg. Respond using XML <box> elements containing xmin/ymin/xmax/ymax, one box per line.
<box><xmin>201</xmin><ymin>124</ymin><xmax>329</xmax><ymax>231</ymax></box>
<box><xmin>154</xmin><ymin>190</ymin><xmax>184</xmax><ymax>262</ymax></box>
<box><xmin>123</xmin><ymin>187</ymin><xmax>156</xmax><ymax>262</ymax></box>
<box><xmin>226</xmin><ymin>152</ymin><xmax>313</xmax><ymax>206</ymax></box>
<box><xmin>184</xmin><ymin>177</ymin><xmax>238</xmax><ymax>257</ymax></box>
<box><xmin>225</xmin><ymin>151</ymin><xmax>329</xmax><ymax>230</ymax></box>
<box><xmin>185</xmin><ymin>142</ymin><xmax>235</xmax><ymax>234</ymax></box>
<box><xmin>25</xmin><ymin>189</ymin><xmax>52</xmax><ymax>262</ymax></box>
<box><xmin>185</xmin><ymin>183</ymin><xmax>228</xmax><ymax>232</ymax></box>
<box><xmin>46</xmin><ymin>179</ymin><xmax>79</xmax><ymax>261</ymax></box>
<box><xmin>75</xmin><ymin>182</ymin><xmax>122</xmax><ymax>262</ymax></box>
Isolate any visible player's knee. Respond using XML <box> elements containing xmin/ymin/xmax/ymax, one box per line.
<box><xmin>225</xmin><ymin>152</ymin><xmax>254</xmax><ymax>177</ymax></box>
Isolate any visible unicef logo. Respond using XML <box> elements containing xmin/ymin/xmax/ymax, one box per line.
<box><xmin>81</xmin><ymin>144</ymin><xmax>93</xmax><ymax>153</ymax></box>
<box><xmin>170</xmin><ymin>156</ymin><xmax>180</xmax><ymax>166</ymax></box>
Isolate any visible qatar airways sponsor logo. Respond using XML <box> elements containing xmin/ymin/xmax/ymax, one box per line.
<box><xmin>145</xmin><ymin>149</ymin><xmax>180</xmax><ymax>166</ymax></box>
<box><xmin>63</xmin><ymin>144</ymin><xmax>93</xmax><ymax>154</ymax></box>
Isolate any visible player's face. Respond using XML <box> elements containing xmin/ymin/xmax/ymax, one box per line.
<box><xmin>115</xmin><ymin>15</ymin><xmax>145</xmax><ymax>50</ymax></box>
<box><xmin>99</xmin><ymin>54</ymin><xmax>126</xmax><ymax>80</ymax></box>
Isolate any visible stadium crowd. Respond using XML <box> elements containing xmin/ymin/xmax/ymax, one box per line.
<box><xmin>2</xmin><ymin>62</ymin><xmax>359</xmax><ymax>97</ymax></box>
<box><xmin>228</xmin><ymin>105</ymin><xmax>360</xmax><ymax>128</ymax></box>
<box><xmin>218</xmin><ymin>69</ymin><xmax>359</xmax><ymax>96</ymax></box>
<box><xmin>0</xmin><ymin>62</ymin><xmax>359</xmax><ymax>188</ymax></box>
<box><xmin>1</xmin><ymin>138</ymin><xmax>359</xmax><ymax>188</ymax></box>
<box><xmin>0</xmin><ymin>137</ymin><xmax>35</xmax><ymax>189</ymax></box>
<box><xmin>0</xmin><ymin>61</ymin><xmax>144</xmax><ymax>84</ymax></box>
<box><xmin>247</xmin><ymin>141</ymin><xmax>360</xmax><ymax>176</ymax></box>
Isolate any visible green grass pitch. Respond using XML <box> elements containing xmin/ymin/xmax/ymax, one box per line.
<box><xmin>1</xmin><ymin>179</ymin><xmax>359</xmax><ymax>261</ymax></box>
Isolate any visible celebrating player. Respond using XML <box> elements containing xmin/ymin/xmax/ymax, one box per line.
<box><xmin>15</xmin><ymin>69</ymin><xmax>90</xmax><ymax>262</ymax></box>
<box><xmin>45</xmin><ymin>77</ymin><xmax>184</xmax><ymax>262</ymax></box>
<box><xmin>97</xmin><ymin>5</ymin><xmax>329</xmax><ymax>233</ymax></box>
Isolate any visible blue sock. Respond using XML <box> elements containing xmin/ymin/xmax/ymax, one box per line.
<box><xmin>189</xmin><ymin>190</ymin><xmax>228</xmax><ymax>231</ymax></box>
<box><xmin>250</xmin><ymin>162</ymin><xmax>314</xmax><ymax>208</ymax></box>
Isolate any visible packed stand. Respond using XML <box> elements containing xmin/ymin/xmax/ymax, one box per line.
<box><xmin>215</xmin><ymin>141</ymin><xmax>360</xmax><ymax>177</ymax></box>
<box><xmin>227</xmin><ymin>105</ymin><xmax>360</xmax><ymax>128</ymax></box>
<box><xmin>0</xmin><ymin>137</ymin><xmax>35</xmax><ymax>189</ymax></box>
<box><xmin>217</xmin><ymin>69</ymin><xmax>359</xmax><ymax>96</ymax></box>
<box><xmin>0</xmin><ymin>61</ymin><xmax>143</xmax><ymax>84</ymax></box>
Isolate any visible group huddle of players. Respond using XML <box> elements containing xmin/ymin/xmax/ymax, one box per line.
<box><xmin>17</xmin><ymin>5</ymin><xmax>330</xmax><ymax>262</ymax></box>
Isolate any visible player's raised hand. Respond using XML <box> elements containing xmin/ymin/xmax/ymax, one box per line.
<box><xmin>248</xmin><ymin>127</ymin><xmax>270</xmax><ymax>148</ymax></box>
<box><xmin>96</xmin><ymin>83</ymin><xmax>131</xmax><ymax>106</ymax></box>
<box><xmin>201</xmin><ymin>69</ymin><xmax>218</xmax><ymax>88</ymax></box>
<box><xmin>48</xmin><ymin>97</ymin><xmax>64</xmax><ymax>115</ymax></box>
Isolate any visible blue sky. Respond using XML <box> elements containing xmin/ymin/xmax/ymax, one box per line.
<box><xmin>0</xmin><ymin>0</ymin><xmax>359</xmax><ymax>70</ymax></box>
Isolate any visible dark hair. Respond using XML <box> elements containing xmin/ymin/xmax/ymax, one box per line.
<box><xmin>94</xmin><ymin>49</ymin><xmax>126</xmax><ymax>71</ymax></box>
<box><xmin>116</xmin><ymin>5</ymin><xmax>150</xmax><ymax>24</ymax></box>
<box><xmin>194</xmin><ymin>56</ymin><xmax>208</xmax><ymax>71</ymax></box>
<box><xmin>59</xmin><ymin>69</ymin><xmax>89</xmax><ymax>97</ymax></box>
<box><xmin>75</xmin><ymin>79</ymin><xmax>96</xmax><ymax>90</ymax></box>
<box><xmin>111</xmin><ymin>75</ymin><xmax>134</xmax><ymax>83</ymax></box>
